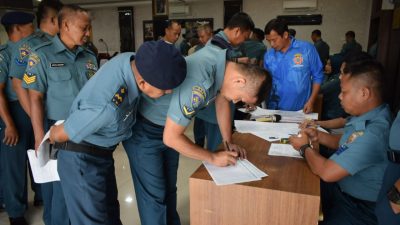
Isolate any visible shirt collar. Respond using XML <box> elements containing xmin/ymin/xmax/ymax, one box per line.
<box><xmin>346</xmin><ymin>104</ymin><xmax>390</xmax><ymax>130</ymax></box>
<box><xmin>53</xmin><ymin>35</ymin><xmax>84</xmax><ymax>57</ymax></box>
<box><xmin>216</xmin><ymin>31</ymin><xmax>230</xmax><ymax>44</ymax></box>
<box><xmin>215</xmin><ymin>49</ymin><xmax>227</xmax><ymax>90</ymax></box>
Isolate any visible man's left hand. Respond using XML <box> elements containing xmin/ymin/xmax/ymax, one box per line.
<box><xmin>303</xmin><ymin>100</ymin><xmax>314</xmax><ymax>113</ymax></box>
<box><xmin>289</xmin><ymin>131</ymin><xmax>310</xmax><ymax>151</ymax></box>
<box><xmin>225</xmin><ymin>142</ymin><xmax>247</xmax><ymax>159</ymax></box>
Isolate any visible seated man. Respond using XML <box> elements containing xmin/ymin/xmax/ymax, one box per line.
<box><xmin>289</xmin><ymin>59</ymin><xmax>391</xmax><ymax>225</ymax></box>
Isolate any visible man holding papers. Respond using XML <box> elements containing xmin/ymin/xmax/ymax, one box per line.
<box><xmin>289</xmin><ymin>59</ymin><xmax>391</xmax><ymax>225</ymax></box>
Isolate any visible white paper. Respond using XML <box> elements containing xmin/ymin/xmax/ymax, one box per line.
<box><xmin>234</xmin><ymin>120</ymin><xmax>300</xmax><ymax>141</ymax></box>
<box><xmin>27</xmin><ymin>150</ymin><xmax>60</xmax><ymax>183</ymax></box>
<box><xmin>37</xmin><ymin>120</ymin><xmax>64</xmax><ymax>166</ymax></box>
<box><xmin>239</xmin><ymin>107</ymin><xmax>318</xmax><ymax>123</ymax></box>
<box><xmin>203</xmin><ymin>159</ymin><xmax>267</xmax><ymax>186</ymax></box>
<box><xmin>268</xmin><ymin>143</ymin><xmax>302</xmax><ymax>158</ymax></box>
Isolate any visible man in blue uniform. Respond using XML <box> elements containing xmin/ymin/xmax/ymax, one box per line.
<box><xmin>164</xmin><ymin>46</ymin><xmax>272</xmax><ymax>165</ymax></box>
<box><xmin>23</xmin><ymin>5</ymin><xmax>95</xmax><ymax>225</ymax></box>
<box><xmin>375</xmin><ymin>110</ymin><xmax>400</xmax><ymax>225</ymax></box>
<box><xmin>0</xmin><ymin>11</ymin><xmax>35</xmax><ymax>225</ymax></box>
<box><xmin>289</xmin><ymin>59</ymin><xmax>391</xmax><ymax>225</ymax></box>
<box><xmin>264</xmin><ymin>18</ymin><xmax>324</xmax><ymax>112</ymax></box>
<box><xmin>242</xmin><ymin>28</ymin><xmax>267</xmax><ymax>66</ymax></box>
<box><xmin>49</xmin><ymin>40</ymin><xmax>186</xmax><ymax>225</ymax></box>
<box><xmin>311</xmin><ymin>29</ymin><xmax>330</xmax><ymax>67</ymax></box>
<box><xmin>194</xmin><ymin>12</ymin><xmax>254</xmax><ymax>151</ymax></box>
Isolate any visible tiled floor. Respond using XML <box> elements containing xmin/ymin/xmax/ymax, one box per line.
<box><xmin>0</xmin><ymin>122</ymin><xmax>201</xmax><ymax>225</ymax></box>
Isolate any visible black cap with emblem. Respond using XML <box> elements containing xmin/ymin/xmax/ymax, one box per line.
<box><xmin>1</xmin><ymin>11</ymin><xmax>34</xmax><ymax>25</ymax></box>
<box><xmin>135</xmin><ymin>40</ymin><xmax>187</xmax><ymax>90</ymax></box>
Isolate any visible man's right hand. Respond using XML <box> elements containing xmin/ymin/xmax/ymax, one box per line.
<box><xmin>302</xmin><ymin>128</ymin><xmax>319</xmax><ymax>142</ymax></box>
<box><xmin>3</xmin><ymin>125</ymin><xmax>19</xmax><ymax>146</ymax></box>
<box><xmin>210</xmin><ymin>151</ymin><xmax>238</xmax><ymax>167</ymax></box>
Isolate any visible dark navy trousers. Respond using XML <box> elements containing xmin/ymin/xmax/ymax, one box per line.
<box><xmin>123</xmin><ymin>118</ymin><xmax>181</xmax><ymax>225</ymax></box>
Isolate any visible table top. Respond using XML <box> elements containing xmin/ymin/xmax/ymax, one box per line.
<box><xmin>190</xmin><ymin>132</ymin><xmax>320</xmax><ymax>197</ymax></box>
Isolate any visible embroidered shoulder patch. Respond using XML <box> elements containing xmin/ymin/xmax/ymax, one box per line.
<box><xmin>15</xmin><ymin>43</ymin><xmax>31</xmax><ymax>66</ymax></box>
<box><xmin>23</xmin><ymin>72</ymin><xmax>36</xmax><ymax>84</ymax></box>
<box><xmin>112</xmin><ymin>86</ymin><xmax>127</xmax><ymax>107</ymax></box>
<box><xmin>86</xmin><ymin>60</ymin><xmax>98</xmax><ymax>79</ymax></box>
<box><xmin>191</xmin><ymin>86</ymin><xmax>206</xmax><ymax>109</ymax></box>
<box><xmin>28</xmin><ymin>54</ymin><xmax>40</xmax><ymax>69</ymax></box>
<box><xmin>182</xmin><ymin>105</ymin><xmax>195</xmax><ymax>119</ymax></box>
<box><xmin>346</xmin><ymin>131</ymin><xmax>364</xmax><ymax>144</ymax></box>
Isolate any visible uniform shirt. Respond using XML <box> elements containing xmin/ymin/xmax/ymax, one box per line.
<box><xmin>376</xmin><ymin>111</ymin><xmax>400</xmax><ymax>225</ymax></box>
<box><xmin>330</xmin><ymin>104</ymin><xmax>391</xmax><ymax>202</ymax></box>
<box><xmin>167</xmin><ymin>46</ymin><xmax>227</xmax><ymax>127</ymax></box>
<box><xmin>22</xmin><ymin>35</ymin><xmax>98</xmax><ymax>121</ymax></box>
<box><xmin>9</xmin><ymin>30</ymin><xmax>53</xmax><ymax>81</ymax></box>
<box><xmin>64</xmin><ymin>53</ymin><xmax>139</xmax><ymax>148</ymax></box>
<box><xmin>264</xmin><ymin>38</ymin><xmax>324</xmax><ymax>111</ymax></box>
<box><xmin>242</xmin><ymin>40</ymin><xmax>267</xmax><ymax>63</ymax></box>
<box><xmin>314</xmin><ymin>39</ymin><xmax>329</xmax><ymax>66</ymax></box>
<box><xmin>0</xmin><ymin>42</ymin><xmax>17</xmax><ymax>101</ymax></box>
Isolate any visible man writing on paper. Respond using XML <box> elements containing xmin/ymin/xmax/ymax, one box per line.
<box><xmin>289</xmin><ymin>59</ymin><xmax>391</xmax><ymax>225</ymax></box>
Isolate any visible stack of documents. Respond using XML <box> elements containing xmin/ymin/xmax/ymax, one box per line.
<box><xmin>203</xmin><ymin>159</ymin><xmax>268</xmax><ymax>185</ymax></box>
<box><xmin>239</xmin><ymin>107</ymin><xmax>318</xmax><ymax>123</ymax></box>
<box><xmin>27</xmin><ymin>120</ymin><xmax>63</xmax><ymax>183</ymax></box>
<box><xmin>234</xmin><ymin>120</ymin><xmax>300</xmax><ymax>142</ymax></box>
<box><xmin>268</xmin><ymin>143</ymin><xmax>302</xmax><ymax>158</ymax></box>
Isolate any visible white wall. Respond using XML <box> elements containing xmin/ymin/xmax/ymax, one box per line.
<box><xmin>88</xmin><ymin>0</ymin><xmax>372</xmax><ymax>53</ymax></box>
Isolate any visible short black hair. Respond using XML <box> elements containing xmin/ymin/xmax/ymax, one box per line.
<box><xmin>235</xmin><ymin>63</ymin><xmax>272</xmax><ymax>105</ymax></box>
<box><xmin>37</xmin><ymin>0</ymin><xmax>63</xmax><ymax>27</ymax></box>
<box><xmin>264</xmin><ymin>18</ymin><xmax>288</xmax><ymax>36</ymax></box>
<box><xmin>344</xmin><ymin>58</ymin><xmax>384</xmax><ymax>99</ymax></box>
<box><xmin>345</xmin><ymin>30</ymin><xmax>355</xmax><ymax>38</ymax></box>
<box><xmin>252</xmin><ymin>28</ymin><xmax>264</xmax><ymax>41</ymax></box>
<box><xmin>58</xmin><ymin>4</ymin><xmax>89</xmax><ymax>28</ymax></box>
<box><xmin>343</xmin><ymin>50</ymin><xmax>371</xmax><ymax>66</ymax></box>
<box><xmin>166</xmin><ymin>19</ymin><xmax>180</xmax><ymax>29</ymax></box>
<box><xmin>288</xmin><ymin>28</ymin><xmax>296</xmax><ymax>37</ymax></box>
<box><xmin>311</xmin><ymin>29</ymin><xmax>321</xmax><ymax>37</ymax></box>
<box><xmin>226</xmin><ymin>12</ymin><xmax>255</xmax><ymax>31</ymax></box>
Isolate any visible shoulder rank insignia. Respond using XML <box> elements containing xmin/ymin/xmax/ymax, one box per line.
<box><xmin>23</xmin><ymin>72</ymin><xmax>36</xmax><ymax>84</ymax></box>
<box><xmin>15</xmin><ymin>43</ymin><xmax>31</xmax><ymax>66</ymax></box>
<box><xmin>182</xmin><ymin>105</ymin><xmax>195</xmax><ymax>119</ymax></box>
<box><xmin>346</xmin><ymin>131</ymin><xmax>364</xmax><ymax>144</ymax></box>
<box><xmin>112</xmin><ymin>86</ymin><xmax>127</xmax><ymax>107</ymax></box>
<box><xmin>28</xmin><ymin>54</ymin><xmax>40</xmax><ymax>69</ymax></box>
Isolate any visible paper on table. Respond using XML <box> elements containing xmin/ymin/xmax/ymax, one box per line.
<box><xmin>37</xmin><ymin>120</ymin><xmax>64</xmax><ymax>166</ymax></box>
<box><xmin>234</xmin><ymin>120</ymin><xmax>300</xmax><ymax>141</ymax></box>
<box><xmin>239</xmin><ymin>107</ymin><xmax>318</xmax><ymax>123</ymax></box>
<box><xmin>27</xmin><ymin>150</ymin><xmax>60</xmax><ymax>183</ymax></box>
<box><xmin>268</xmin><ymin>143</ymin><xmax>302</xmax><ymax>158</ymax></box>
<box><xmin>203</xmin><ymin>159</ymin><xmax>267</xmax><ymax>186</ymax></box>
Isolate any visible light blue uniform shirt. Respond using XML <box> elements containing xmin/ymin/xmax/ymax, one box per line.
<box><xmin>264</xmin><ymin>38</ymin><xmax>324</xmax><ymax>110</ymax></box>
<box><xmin>64</xmin><ymin>53</ymin><xmax>139</xmax><ymax>148</ymax></box>
<box><xmin>330</xmin><ymin>104</ymin><xmax>392</xmax><ymax>202</ymax></box>
<box><xmin>9</xmin><ymin>30</ymin><xmax>53</xmax><ymax>80</ymax></box>
<box><xmin>0</xmin><ymin>42</ymin><xmax>17</xmax><ymax>101</ymax></box>
<box><xmin>167</xmin><ymin>46</ymin><xmax>227</xmax><ymax>127</ymax></box>
<box><xmin>22</xmin><ymin>35</ymin><xmax>98</xmax><ymax>120</ymax></box>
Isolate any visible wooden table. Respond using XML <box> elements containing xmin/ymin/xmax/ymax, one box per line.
<box><xmin>189</xmin><ymin>133</ymin><xmax>320</xmax><ymax>225</ymax></box>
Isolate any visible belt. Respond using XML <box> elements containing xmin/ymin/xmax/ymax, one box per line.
<box><xmin>387</xmin><ymin>150</ymin><xmax>400</xmax><ymax>163</ymax></box>
<box><xmin>54</xmin><ymin>141</ymin><xmax>116</xmax><ymax>158</ymax></box>
<box><xmin>137</xmin><ymin>113</ymin><xmax>164</xmax><ymax>129</ymax></box>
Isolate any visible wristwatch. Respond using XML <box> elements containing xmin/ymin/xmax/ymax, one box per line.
<box><xmin>299</xmin><ymin>144</ymin><xmax>311</xmax><ymax>158</ymax></box>
<box><xmin>387</xmin><ymin>185</ymin><xmax>400</xmax><ymax>205</ymax></box>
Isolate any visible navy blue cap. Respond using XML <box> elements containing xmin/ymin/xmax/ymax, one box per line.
<box><xmin>1</xmin><ymin>11</ymin><xmax>34</xmax><ymax>26</ymax></box>
<box><xmin>136</xmin><ymin>40</ymin><xmax>186</xmax><ymax>90</ymax></box>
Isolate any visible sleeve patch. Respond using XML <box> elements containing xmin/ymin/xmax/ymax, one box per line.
<box><xmin>27</xmin><ymin>53</ymin><xmax>40</xmax><ymax>69</ymax></box>
<box><xmin>112</xmin><ymin>86</ymin><xmax>127</xmax><ymax>107</ymax></box>
<box><xmin>15</xmin><ymin>44</ymin><xmax>31</xmax><ymax>66</ymax></box>
<box><xmin>23</xmin><ymin>72</ymin><xmax>36</xmax><ymax>84</ymax></box>
<box><xmin>191</xmin><ymin>86</ymin><xmax>206</xmax><ymax>108</ymax></box>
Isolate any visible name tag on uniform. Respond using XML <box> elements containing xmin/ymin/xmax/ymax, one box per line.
<box><xmin>50</xmin><ymin>63</ymin><xmax>65</xmax><ymax>67</ymax></box>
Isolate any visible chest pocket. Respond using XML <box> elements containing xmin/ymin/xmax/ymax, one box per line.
<box><xmin>48</xmin><ymin>67</ymin><xmax>72</xmax><ymax>82</ymax></box>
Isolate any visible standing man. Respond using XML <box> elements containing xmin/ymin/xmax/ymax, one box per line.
<box><xmin>194</xmin><ymin>12</ymin><xmax>254</xmax><ymax>151</ymax></box>
<box><xmin>0</xmin><ymin>11</ymin><xmax>35</xmax><ymax>225</ymax></box>
<box><xmin>48</xmin><ymin>41</ymin><xmax>186</xmax><ymax>225</ymax></box>
<box><xmin>375</xmin><ymin>110</ymin><xmax>400</xmax><ymax>225</ymax></box>
<box><xmin>264</xmin><ymin>18</ymin><xmax>324</xmax><ymax>112</ymax></box>
<box><xmin>289</xmin><ymin>59</ymin><xmax>391</xmax><ymax>224</ymax></box>
<box><xmin>23</xmin><ymin>5</ymin><xmax>97</xmax><ymax>225</ymax></box>
<box><xmin>311</xmin><ymin>29</ymin><xmax>330</xmax><ymax>67</ymax></box>
<box><xmin>341</xmin><ymin>31</ymin><xmax>362</xmax><ymax>55</ymax></box>
<box><xmin>163</xmin><ymin>20</ymin><xmax>181</xmax><ymax>44</ymax></box>
<box><xmin>196</xmin><ymin>23</ymin><xmax>213</xmax><ymax>50</ymax></box>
